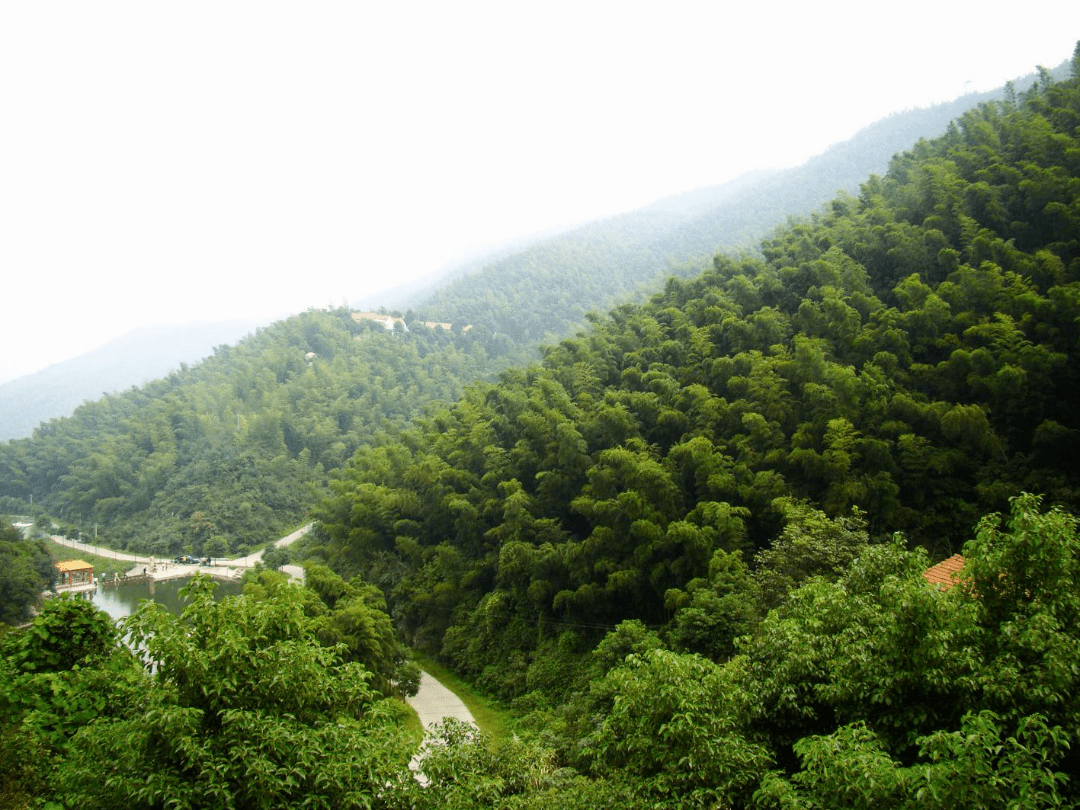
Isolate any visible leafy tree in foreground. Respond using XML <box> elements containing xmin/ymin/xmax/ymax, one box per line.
<box><xmin>56</xmin><ymin>576</ymin><xmax>413</xmax><ymax>809</ymax></box>
<box><xmin>595</xmin><ymin>648</ymin><xmax>771</xmax><ymax>806</ymax></box>
<box><xmin>752</xmin><ymin>499</ymin><xmax>870</xmax><ymax>611</ymax></box>
<box><xmin>386</xmin><ymin>718</ymin><xmax>562</xmax><ymax>810</ymax></box>
<box><xmin>744</xmin><ymin>494</ymin><xmax>1078</xmax><ymax>808</ymax></box>
<box><xmin>363</xmin><ymin>494</ymin><xmax>1080</xmax><ymax>808</ymax></box>
<box><xmin>304</xmin><ymin>562</ymin><xmax>421</xmax><ymax>697</ymax></box>
<box><xmin>0</xmin><ymin>595</ymin><xmax>140</xmax><ymax>807</ymax></box>
<box><xmin>0</xmin><ymin>520</ymin><xmax>54</xmax><ymax>625</ymax></box>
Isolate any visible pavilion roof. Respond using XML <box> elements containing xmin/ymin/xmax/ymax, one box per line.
<box><xmin>55</xmin><ymin>559</ymin><xmax>93</xmax><ymax>572</ymax></box>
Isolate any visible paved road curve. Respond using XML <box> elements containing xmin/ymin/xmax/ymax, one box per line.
<box><xmin>406</xmin><ymin>671</ymin><xmax>477</xmax><ymax>731</ymax></box>
<box><xmin>49</xmin><ymin>523</ymin><xmax>313</xmax><ymax>578</ymax></box>
<box><xmin>405</xmin><ymin>670</ymin><xmax>477</xmax><ymax>783</ymax></box>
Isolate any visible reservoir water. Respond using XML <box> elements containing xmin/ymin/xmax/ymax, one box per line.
<box><xmin>94</xmin><ymin>577</ymin><xmax>244</xmax><ymax>622</ymax></box>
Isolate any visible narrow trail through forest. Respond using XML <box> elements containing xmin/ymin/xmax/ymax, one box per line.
<box><xmin>406</xmin><ymin>671</ymin><xmax>477</xmax><ymax>731</ymax></box>
<box><xmin>405</xmin><ymin>670</ymin><xmax>477</xmax><ymax>783</ymax></box>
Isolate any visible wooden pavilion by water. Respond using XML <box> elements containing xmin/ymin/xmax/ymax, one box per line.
<box><xmin>54</xmin><ymin>559</ymin><xmax>96</xmax><ymax>595</ymax></box>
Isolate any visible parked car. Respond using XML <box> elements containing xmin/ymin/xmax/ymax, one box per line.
<box><xmin>174</xmin><ymin>554</ymin><xmax>199</xmax><ymax>564</ymax></box>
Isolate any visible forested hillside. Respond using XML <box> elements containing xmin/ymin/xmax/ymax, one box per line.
<box><xmin>0</xmin><ymin>68</ymin><xmax>1045</xmax><ymax>555</ymax></box>
<box><xmin>318</xmin><ymin>57</ymin><xmax>1080</xmax><ymax>698</ymax></box>
<box><xmin>3</xmin><ymin>51</ymin><xmax>1080</xmax><ymax>810</ymax></box>
<box><xmin>0</xmin><ymin>312</ymin><xmax>499</xmax><ymax>554</ymax></box>
<box><xmin>410</xmin><ymin>71</ymin><xmax>1057</xmax><ymax>345</ymax></box>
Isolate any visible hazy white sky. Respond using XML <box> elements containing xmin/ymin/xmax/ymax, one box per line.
<box><xmin>1</xmin><ymin>1</ymin><xmax>1078</xmax><ymax>383</ymax></box>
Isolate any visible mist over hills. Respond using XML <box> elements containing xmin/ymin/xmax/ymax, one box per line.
<box><xmin>4</xmin><ymin>45</ymin><xmax>1080</xmax><ymax>808</ymax></box>
<box><xmin>408</xmin><ymin>75</ymin><xmax>1051</xmax><ymax>344</ymax></box>
<box><xmin>0</xmin><ymin>320</ymin><xmax>262</xmax><ymax>441</ymax></box>
<box><xmin>1</xmin><ymin>65</ymin><xmax>1056</xmax><ymax>444</ymax></box>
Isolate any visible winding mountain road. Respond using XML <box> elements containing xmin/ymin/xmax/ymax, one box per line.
<box><xmin>48</xmin><ymin>523</ymin><xmax>313</xmax><ymax>581</ymax></box>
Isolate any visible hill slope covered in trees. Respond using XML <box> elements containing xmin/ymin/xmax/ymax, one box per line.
<box><xmin>1</xmin><ymin>68</ymin><xmax>1047</xmax><ymax>554</ymax></box>
<box><xmin>317</xmin><ymin>57</ymin><xmax>1080</xmax><ymax>698</ymax></box>
<box><xmin>3</xmin><ymin>50</ymin><xmax>1080</xmax><ymax>810</ymax></box>
<box><xmin>410</xmin><ymin>77</ymin><xmax>1048</xmax><ymax>345</ymax></box>
<box><xmin>0</xmin><ymin>313</ymin><xmax>501</xmax><ymax>554</ymax></box>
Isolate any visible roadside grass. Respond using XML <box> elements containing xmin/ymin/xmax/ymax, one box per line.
<box><xmin>396</xmin><ymin>698</ymin><xmax>424</xmax><ymax>747</ymax></box>
<box><xmin>47</xmin><ymin>538</ymin><xmax>133</xmax><ymax>579</ymax></box>
<box><xmin>410</xmin><ymin>651</ymin><xmax>517</xmax><ymax>743</ymax></box>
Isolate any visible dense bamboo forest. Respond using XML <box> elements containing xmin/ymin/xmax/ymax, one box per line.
<box><xmin>320</xmin><ymin>58</ymin><xmax>1080</xmax><ymax>676</ymax></box>
<box><xmin>0</xmin><ymin>58</ymin><xmax>1045</xmax><ymax>554</ymax></box>
<box><xmin>2</xmin><ymin>47</ymin><xmax>1080</xmax><ymax>809</ymax></box>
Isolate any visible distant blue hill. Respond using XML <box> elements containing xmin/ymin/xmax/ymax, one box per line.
<box><xmin>0</xmin><ymin>320</ymin><xmax>263</xmax><ymax>441</ymax></box>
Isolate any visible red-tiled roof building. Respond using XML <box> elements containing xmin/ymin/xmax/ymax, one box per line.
<box><xmin>923</xmin><ymin>553</ymin><xmax>966</xmax><ymax>591</ymax></box>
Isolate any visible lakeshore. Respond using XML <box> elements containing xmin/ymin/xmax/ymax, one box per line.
<box><xmin>110</xmin><ymin>559</ymin><xmax>245</xmax><ymax>584</ymax></box>
<box><xmin>48</xmin><ymin>523</ymin><xmax>311</xmax><ymax>592</ymax></box>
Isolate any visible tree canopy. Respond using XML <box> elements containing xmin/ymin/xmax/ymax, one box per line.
<box><xmin>0</xmin><ymin>520</ymin><xmax>54</xmax><ymax>625</ymax></box>
<box><xmin>318</xmin><ymin>65</ymin><xmax>1080</xmax><ymax>711</ymax></box>
<box><xmin>1</xmin><ymin>43</ymin><xmax>1079</xmax><ymax>810</ymax></box>
<box><xmin>1</xmin><ymin>576</ymin><xmax>415</xmax><ymax>809</ymax></box>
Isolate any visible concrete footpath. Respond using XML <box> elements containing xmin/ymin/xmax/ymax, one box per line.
<box><xmin>406</xmin><ymin>671</ymin><xmax>477</xmax><ymax>731</ymax></box>
<box><xmin>405</xmin><ymin>670</ymin><xmax>477</xmax><ymax>783</ymax></box>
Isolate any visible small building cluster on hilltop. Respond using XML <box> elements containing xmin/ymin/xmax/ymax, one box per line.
<box><xmin>350</xmin><ymin>312</ymin><xmax>471</xmax><ymax>333</ymax></box>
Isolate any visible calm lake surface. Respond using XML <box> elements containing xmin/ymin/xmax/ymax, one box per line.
<box><xmin>94</xmin><ymin>577</ymin><xmax>244</xmax><ymax>622</ymax></box>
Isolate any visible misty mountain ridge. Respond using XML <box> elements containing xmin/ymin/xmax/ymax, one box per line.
<box><xmin>0</xmin><ymin>61</ymin><xmax>1064</xmax><ymax>442</ymax></box>
<box><xmin>0</xmin><ymin>320</ymin><xmax>262</xmax><ymax>441</ymax></box>
<box><xmin>409</xmin><ymin>71</ymin><xmax>1062</xmax><ymax>346</ymax></box>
